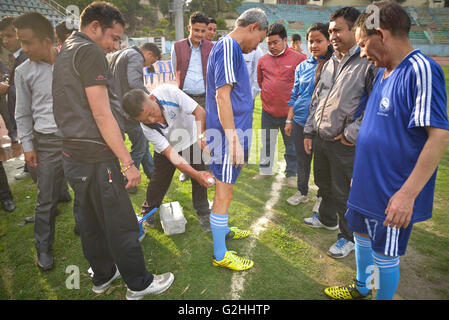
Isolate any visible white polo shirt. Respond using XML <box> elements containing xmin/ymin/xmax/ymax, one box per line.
<box><xmin>141</xmin><ymin>84</ymin><xmax>199</xmax><ymax>153</ymax></box>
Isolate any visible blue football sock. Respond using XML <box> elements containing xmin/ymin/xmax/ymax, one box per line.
<box><xmin>372</xmin><ymin>251</ymin><xmax>400</xmax><ymax>300</ymax></box>
<box><xmin>354</xmin><ymin>233</ymin><xmax>374</xmax><ymax>295</ymax></box>
<box><xmin>210</xmin><ymin>212</ymin><xmax>229</xmax><ymax>261</ymax></box>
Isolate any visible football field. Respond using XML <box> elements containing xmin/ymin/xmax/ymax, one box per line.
<box><xmin>0</xmin><ymin>66</ymin><xmax>448</xmax><ymax>301</ymax></box>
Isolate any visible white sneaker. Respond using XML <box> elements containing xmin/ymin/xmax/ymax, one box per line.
<box><xmin>92</xmin><ymin>267</ymin><xmax>121</xmax><ymax>294</ymax></box>
<box><xmin>328</xmin><ymin>238</ymin><xmax>355</xmax><ymax>259</ymax></box>
<box><xmin>313</xmin><ymin>197</ymin><xmax>322</xmax><ymax>213</ymax></box>
<box><xmin>303</xmin><ymin>213</ymin><xmax>339</xmax><ymax>231</ymax></box>
<box><xmin>126</xmin><ymin>272</ymin><xmax>174</xmax><ymax>300</ymax></box>
<box><xmin>286</xmin><ymin>191</ymin><xmax>309</xmax><ymax>206</ymax></box>
<box><xmin>253</xmin><ymin>173</ymin><xmax>273</xmax><ymax>180</ymax></box>
<box><xmin>14</xmin><ymin>171</ymin><xmax>30</xmax><ymax>180</ymax></box>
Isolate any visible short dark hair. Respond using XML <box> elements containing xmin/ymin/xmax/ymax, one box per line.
<box><xmin>141</xmin><ymin>42</ymin><xmax>161</xmax><ymax>60</ymax></box>
<box><xmin>13</xmin><ymin>13</ymin><xmax>55</xmax><ymax>42</ymax></box>
<box><xmin>355</xmin><ymin>1</ymin><xmax>411</xmax><ymax>38</ymax></box>
<box><xmin>267</xmin><ymin>23</ymin><xmax>287</xmax><ymax>39</ymax></box>
<box><xmin>208</xmin><ymin>17</ymin><xmax>217</xmax><ymax>25</ymax></box>
<box><xmin>189</xmin><ymin>12</ymin><xmax>209</xmax><ymax>26</ymax></box>
<box><xmin>0</xmin><ymin>16</ymin><xmax>15</xmax><ymax>31</ymax></box>
<box><xmin>55</xmin><ymin>20</ymin><xmax>77</xmax><ymax>43</ymax></box>
<box><xmin>330</xmin><ymin>6</ymin><xmax>361</xmax><ymax>30</ymax></box>
<box><xmin>80</xmin><ymin>1</ymin><xmax>126</xmax><ymax>31</ymax></box>
<box><xmin>291</xmin><ymin>33</ymin><xmax>301</xmax><ymax>42</ymax></box>
<box><xmin>122</xmin><ymin>89</ymin><xmax>147</xmax><ymax>118</ymax></box>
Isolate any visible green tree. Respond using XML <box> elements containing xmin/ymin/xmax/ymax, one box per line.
<box><xmin>215</xmin><ymin>18</ymin><xmax>227</xmax><ymax>30</ymax></box>
<box><xmin>142</xmin><ymin>26</ymin><xmax>150</xmax><ymax>36</ymax></box>
<box><xmin>160</xmin><ymin>19</ymin><xmax>169</xmax><ymax>28</ymax></box>
<box><xmin>184</xmin><ymin>0</ymin><xmax>242</xmax><ymax>19</ymax></box>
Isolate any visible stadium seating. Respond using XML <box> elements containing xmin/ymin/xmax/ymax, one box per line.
<box><xmin>0</xmin><ymin>0</ymin><xmax>64</xmax><ymax>23</ymax></box>
<box><xmin>409</xmin><ymin>25</ymin><xmax>428</xmax><ymax>44</ymax></box>
<box><xmin>143</xmin><ymin>66</ymin><xmax>155</xmax><ymax>86</ymax></box>
<box><xmin>237</xmin><ymin>2</ymin><xmax>333</xmax><ymax>40</ymax></box>
<box><xmin>155</xmin><ymin>61</ymin><xmax>172</xmax><ymax>82</ymax></box>
<box><xmin>429</xmin><ymin>24</ymin><xmax>449</xmax><ymax>44</ymax></box>
<box><xmin>430</xmin><ymin>7</ymin><xmax>449</xmax><ymax>25</ymax></box>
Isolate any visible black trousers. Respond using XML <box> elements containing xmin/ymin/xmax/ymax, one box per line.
<box><xmin>63</xmin><ymin>154</ymin><xmax>153</xmax><ymax>291</ymax></box>
<box><xmin>0</xmin><ymin>161</ymin><xmax>12</xmax><ymax>201</ymax></box>
<box><xmin>141</xmin><ymin>143</ymin><xmax>209</xmax><ymax>216</ymax></box>
<box><xmin>313</xmin><ymin>135</ymin><xmax>354</xmax><ymax>242</ymax></box>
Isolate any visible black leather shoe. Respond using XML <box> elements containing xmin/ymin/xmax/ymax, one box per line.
<box><xmin>37</xmin><ymin>252</ymin><xmax>54</xmax><ymax>270</ymax></box>
<box><xmin>1</xmin><ymin>199</ymin><xmax>15</xmax><ymax>212</ymax></box>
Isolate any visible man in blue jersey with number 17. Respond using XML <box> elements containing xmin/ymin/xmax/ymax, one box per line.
<box><xmin>324</xmin><ymin>1</ymin><xmax>449</xmax><ymax>300</ymax></box>
<box><xmin>205</xmin><ymin>8</ymin><xmax>268</xmax><ymax>271</ymax></box>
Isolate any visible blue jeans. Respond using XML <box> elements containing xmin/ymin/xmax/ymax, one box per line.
<box><xmin>259</xmin><ymin>109</ymin><xmax>297</xmax><ymax>177</ymax></box>
<box><xmin>126</xmin><ymin>122</ymin><xmax>154</xmax><ymax>179</ymax></box>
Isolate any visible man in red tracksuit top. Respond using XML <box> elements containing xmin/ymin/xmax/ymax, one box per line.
<box><xmin>255</xmin><ymin>23</ymin><xmax>305</xmax><ymax>187</ymax></box>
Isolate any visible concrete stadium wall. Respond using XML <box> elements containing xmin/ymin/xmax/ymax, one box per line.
<box><xmin>414</xmin><ymin>43</ymin><xmax>449</xmax><ymax>56</ymax></box>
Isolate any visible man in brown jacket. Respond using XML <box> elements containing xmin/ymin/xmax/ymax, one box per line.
<box><xmin>171</xmin><ymin>12</ymin><xmax>213</xmax><ymax>109</ymax></box>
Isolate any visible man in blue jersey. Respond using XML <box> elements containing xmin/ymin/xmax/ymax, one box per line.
<box><xmin>324</xmin><ymin>1</ymin><xmax>449</xmax><ymax>300</ymax></box>
<box><xmin>206</xmin><ymin>8</ymin><xmax>268</xmax><ymax>271</ymax></box>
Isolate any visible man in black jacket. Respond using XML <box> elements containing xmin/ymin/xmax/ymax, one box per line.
<box><xmin>107</xmin><ymin>42</ymin><xmax>161</xmax><ymax>192</ymax></box>
<box><xmin>52</xmin><ymin>2</ymin><xmax>173</xmax><ymax>300</ymax></box>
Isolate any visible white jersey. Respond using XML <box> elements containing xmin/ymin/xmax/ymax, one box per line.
<box><xmin>141</xmin><ymin>84</ymin><xmax>199</xmax><ymax>153</ymax></box>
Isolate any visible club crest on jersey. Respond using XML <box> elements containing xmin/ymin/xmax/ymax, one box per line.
<box><xmin>377</xmin><ymin>97</ymin><xmax>390</xmax><ymax>117</ymax></box>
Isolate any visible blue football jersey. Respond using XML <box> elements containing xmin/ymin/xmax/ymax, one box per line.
<box><xmin>205</xmin><ymin>35</ymin><xmax>254</xmax><ymax>160</ymax></box>
<box><xmin>347</xmin><ymin>50</ymin><xmax>449</xmax><ymax>223</ymax></box>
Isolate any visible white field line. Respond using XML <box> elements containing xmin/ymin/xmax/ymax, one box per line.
<box><xmin>230</xmin><ymin>162</ymin><xmax>286</xmax><ymax>300</ymax></box>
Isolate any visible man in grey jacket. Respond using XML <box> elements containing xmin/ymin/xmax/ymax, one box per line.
<box><xmin>108</xmin><ymin>42</ymin><xmax>161</xmax><ymax>192</ymax></box>
<box><xmin>303</xmin><ymin>7</ymin><xmax>376</xmax><ymax>259</ymax></box>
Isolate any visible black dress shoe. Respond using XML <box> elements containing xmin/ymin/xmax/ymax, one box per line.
<box><xmin>37</xmin><ymin>252</ymin><xmax>54</xmax><ymax>270</ymax></box>
<box><xmin>1</xmin><ymin>199</ymin><xmax>15</xmax><ymax>212</ymax></box>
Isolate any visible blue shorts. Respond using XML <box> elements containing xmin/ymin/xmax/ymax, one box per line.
<box><xmin>345</xmin><ymin>209</ymin><xmax>414</xmax><ymax>257</ymax></box>
<box><xmin>209</xmin><ymin>153</ymin><xmax>244</xmax><ymax>185</ymax></box>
